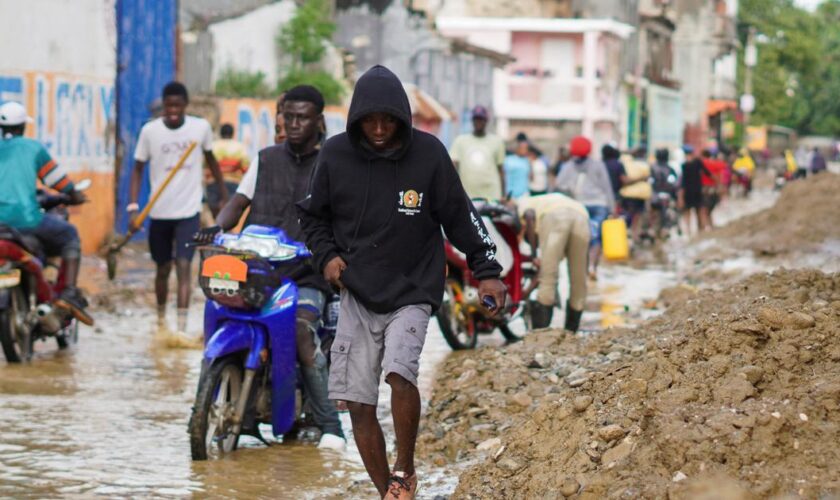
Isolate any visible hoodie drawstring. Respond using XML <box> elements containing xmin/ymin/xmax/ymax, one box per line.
<box><xmin>349</xmin><ymin>160</ymin><xmax>372</xmax><ymax>252</ymax></box>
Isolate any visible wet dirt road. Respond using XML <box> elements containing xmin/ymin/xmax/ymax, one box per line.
<box><xmin>0</xmin><ymin>191</ymin><xmax>778</xmax><ymax>498</ymax></box>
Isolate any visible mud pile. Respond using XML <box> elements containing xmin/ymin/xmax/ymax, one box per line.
<box><xmin>708</xmin><ymin>173</ymin><xmax>840</xmax><ymax>256</ymax></box>
<box><xmin>418</xmin><ymin>269</ymin><xmax>840</xmax><ymax>498</ymax></box>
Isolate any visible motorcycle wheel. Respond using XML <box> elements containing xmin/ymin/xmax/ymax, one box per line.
<box><xmin>189</xmin><ymin>356</ymin><xmax>243</xmax><ymax>460</ymax></box>
<box><xmin>0</xmin><ymin>287</ymin><xmax>32</xmax><ymax>363</ymax></box>
<box><xmin>56</xmin><ymin>320</ymin><xmax>79</xmax><ymax>350</ymax></box>
<box><xmin>436</xmin><ymin>279</ymin><xmax>478</xmax><ymax>350</ymax></box>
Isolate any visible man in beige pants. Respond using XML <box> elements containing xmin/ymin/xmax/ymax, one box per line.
<box><xmin>516</xmin><ymin>193</ymin><xmax>590</xmax><ymax>332</ymax></box>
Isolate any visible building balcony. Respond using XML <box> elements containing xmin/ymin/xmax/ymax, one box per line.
<box><xmin>495</xmin><ymin>72</ymin><xmax>620</xmax><ymax>123</ymax></box>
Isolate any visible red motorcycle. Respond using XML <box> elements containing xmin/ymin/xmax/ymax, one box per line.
<box><xmin>437</xmin><ymin>200</ymin><xmax>536</xmax><ymax>350</ymax></box>
<box><xmin>0</xmin><ymin>180</ymin><xmax>90</xmax><ymax>362</ymax></box>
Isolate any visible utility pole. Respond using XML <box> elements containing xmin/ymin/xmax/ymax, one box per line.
<box><xmin>741</xmin><ymin>26</ymin><xmax>757</xmax><ymax>138</ymax></box>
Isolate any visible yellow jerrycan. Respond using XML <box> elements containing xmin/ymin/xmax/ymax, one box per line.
<box><xmin>602</xmin><ymin>217</ymin><xmax>629</xmax><ymax>261</ymax></box>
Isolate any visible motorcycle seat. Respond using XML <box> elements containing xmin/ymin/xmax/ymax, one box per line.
<box><xmin>0</xmin><ymin>224</ymin><xmax>41</xmax><ymax>257</ymax></box>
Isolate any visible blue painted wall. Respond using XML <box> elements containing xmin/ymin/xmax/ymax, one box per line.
<box><xmin>115</xmin><ymin>0</ymin><xmax>178</xmax><ymax>233</ymax></box>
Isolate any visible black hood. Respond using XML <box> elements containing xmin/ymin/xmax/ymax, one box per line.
<box><xmin>347</xmin><ymin>65</ymin><xmax>413</xmax><ymax>159</ymax></box>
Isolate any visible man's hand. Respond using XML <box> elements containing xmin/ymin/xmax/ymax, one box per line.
<box><xmin>127</xmin><ymin>205</ymin><xmax>140</xmax><ymax>230</ymax></box>
<box><xmin>68</xmin><ymin>190</ymin><xmax>87</xmax><ymax>206</ymax></box>
<box><xmin>478</xmin><ymin>278</ymin><xmax>506</xmax><ymax>316</ymax></box>
<box><xmin>193</xmin><ymin>225</ymin><xmax>221</xmax><ymax>245</ymax></box>
<box><xmin>324</xmin><ymin>256</ymin><xmax>347</xmax><ymax>289</ymax></box>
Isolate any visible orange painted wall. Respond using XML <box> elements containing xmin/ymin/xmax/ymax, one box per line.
<box><xmin>1</xmin><ymin>71</ymin><xmax>115</xmax><ymax>254</ymax></box>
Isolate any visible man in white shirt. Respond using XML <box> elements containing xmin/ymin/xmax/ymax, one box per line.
<box><xmin>449</xmin><ymin>105</ymin><xmax>506</xmax><ymax>200</ymax></box>
<box><xmin>128</xmin><ymin>81</ymin><xmax>228</xmax><ymax>333</ymax></box>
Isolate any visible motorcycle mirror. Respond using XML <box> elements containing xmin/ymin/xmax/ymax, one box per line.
<box><xmin>75</xmin><ymin>179</ymin><xmax>92</xmax><ymax>191</ymax></box>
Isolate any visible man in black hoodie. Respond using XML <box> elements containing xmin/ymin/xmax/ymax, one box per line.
<box><xmin>298</xmin><ymin>66</ymin><xmax>505</xmax><ymax>498</ymax></box>
<box><xmin>195</xmin><ymin>85</ymin><xmax>345</xmax><ymax>449</ymax></box>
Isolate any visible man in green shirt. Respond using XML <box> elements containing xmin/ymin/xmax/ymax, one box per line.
<box><xmin>0</xmin><ymin>101</ymin><xmax>91</xmax><ymax>325</ymax></box>
<box><xmin>449</xmin><ymin>105</ymin><xmax>506</xmax><ymax>200</ymax></box>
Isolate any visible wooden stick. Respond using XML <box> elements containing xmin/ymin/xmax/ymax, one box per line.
<box><xmin>129</xmin><ymin>141</ymin><xmax>197</xmax><ymax>233</ymax></box>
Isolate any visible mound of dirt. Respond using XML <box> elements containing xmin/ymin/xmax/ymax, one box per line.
<box><xmin>418</xmin><ymin>269</ymin><xmax>840</xmax><ymax>498</ymax></box>
<box><xmin>708</xmin><ymin>173</ymin><xmax>840</xmax><ymax>256</ymax></box>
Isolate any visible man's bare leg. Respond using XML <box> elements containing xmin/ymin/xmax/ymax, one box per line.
<box><xmin>386</xmin><ymin>373</ymin><xmax>420</xmax><ymax>476</ymax></box>
<box><xmin>347</xmin><ymin>402</ymin><xmax>390</xmax><ymax>497</ymax></box>
<box><xmin>175</xmin><ymin>258</ymin><xmax>191</xmax><ymax>332</ymax></box>
<box><xmin>155</xmin><ymin>261</ymin><xmax>173</xmax><ymax>327</ymax></box>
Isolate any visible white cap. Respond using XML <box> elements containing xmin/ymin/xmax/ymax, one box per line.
<box><xmin>0</xmin><ymin>102</ymin><xmax>33</xmax><ymax>126</ymax></box>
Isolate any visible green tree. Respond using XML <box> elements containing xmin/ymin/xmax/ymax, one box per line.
<box><xmin>215</xmin><ymin>68</ymin><xmax>272</xmax><ymax>98</ymax></box>
<box><xmin>739</xmin><ymin>0</ymin><xmax>840</xmax><ymax>136</ymax></box>
<box><xmin>275</xmin><ymin>0</ymin><xmax>345</xmax><ymax>104</ymax></box>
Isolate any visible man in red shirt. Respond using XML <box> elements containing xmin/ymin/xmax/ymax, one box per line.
<box><xmin>700</xmin><ymin>150</ymin><xmax>724</xmax><ymax>227</ymax></box>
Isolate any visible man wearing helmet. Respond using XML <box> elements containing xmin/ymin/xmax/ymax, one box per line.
<box><xmin>0</xmin><ymin>101</ymin><xmax>92</xmax><ymax>324</ymax></box>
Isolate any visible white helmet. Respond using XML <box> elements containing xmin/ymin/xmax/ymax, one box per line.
<box><xmin>0</xmin><ymin>102</ymin><xmax>33</xmax><ymax>126</ymax></box>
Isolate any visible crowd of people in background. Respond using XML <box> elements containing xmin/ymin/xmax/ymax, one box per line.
<box><xmin>448</xmin><ymin>104</ymin><xmax>836</xmax><ymax>285</ymax></box>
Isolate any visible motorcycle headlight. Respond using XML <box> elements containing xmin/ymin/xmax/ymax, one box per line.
<box><xmin>268</xmin><ymin>244</ymin><xmax>298</xmax><ymax>261</ymax></box>
<box><xmin>222</xmin><ymin>235</ymin><xmax>278</xmax><ymax>258</ymax></box>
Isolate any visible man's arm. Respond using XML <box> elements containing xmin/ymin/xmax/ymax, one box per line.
<box><xmin>128</xmin><ymin>160</ymin><xmax>146</xmax><ymax>227</ymax></box>
<box><xmin>618</xmin><ymin>163</ymin><xmax>629</xmax><ymax>185</ymax></box>
<box><xmin>496</xmin><ymin>139</ymin><xmax>507</xmax><ymax>197</ymax></box>
<box><xmin>498</xmin><ymin>163</ymin><xmax>507</xmax><ymax>198</ymax></box>
<box><xmin>216</xmin><ymin>194</ymin><xmax>250</xmax><ymax>231</ymax></box>
<box><xmin>296</xmin><ymin>158</ymin><xmax>341</xmax><ymax>277</ymax></box>
<box><xmin>34</xmin><ymin>148</ymin><xmax>80</xmax><ymax>200</ymax></box>
<box><xmin>433</xmin><ymin>150</ymin><xmax>505</xmax><ymax>308</ymax></box>
<box><xmin>523</xmin><ymin>209</ymin><xmax>538</xmax><ymax>256</ymax></box>
<box><xmin>215</xmin><ymin>155</ymin><xmax>258</xmax><ymax>231</ymax></box>
<box><xmin>204</xmin><ymin>150</ymin><xmax>229</xmax><ymax>205</ymax></box>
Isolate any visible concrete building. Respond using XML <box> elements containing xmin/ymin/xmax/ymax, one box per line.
<box><xmin>334</xmin><ymin>0</ymin><xmax>511</xmax><ymax>145</ymax></box>
<box><xmin>429</xmin><ymin>0</ymin><xmax>573</xmax><ymax>18</ymax></box>
<box><xmin>437</xmin><ymin>16</ymin><xmax>634</xmax><ymax>152</ymax></box>
<box><xmin>207</xmin><ymin>1</ymin><xmax>297</xmax><ymax>88</ymax></box>
<box><xmin>673</xmin><ymin>0</ymin><xmax>739</xmax><ymax>148</ymax></box>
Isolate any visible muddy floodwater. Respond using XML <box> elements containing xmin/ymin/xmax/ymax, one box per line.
<box><xmin>0</xmin><ymin>268</ymin><xmax>678</xmax><ymax>498</ymax></box>
<box><xmin>0</xmin><ymin>193</ymin><xmax>777</xmax><ymax>498</ymax></box>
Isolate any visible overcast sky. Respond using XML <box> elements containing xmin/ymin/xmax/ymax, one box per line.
<box><xmin>794</xmin><ymin>0</ymin><xmax>823</xmax><ymax>10</ymax></box>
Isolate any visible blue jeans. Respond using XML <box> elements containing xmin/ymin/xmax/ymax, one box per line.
<box><xmin>297</xmin><ymin>287</ymin><xmax>343</xmax><ymax>437</ymax></box>
<box><xmin>585</xmin><ymin>205</ymin><xmax>609</xmax><ymax>247</ymax></box>
<box><xmin>19</xmin><ymin>214</ymin><xmax>81</xmax><ymax>260</ymax></box>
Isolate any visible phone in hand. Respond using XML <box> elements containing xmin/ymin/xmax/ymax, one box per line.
<box><xmin>482</xmin><ymin>295</ymin><xmax>498</xmax><ymax>312</ymax></box>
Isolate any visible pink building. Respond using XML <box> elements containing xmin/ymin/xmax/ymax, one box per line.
<box><xmin>437</xmin><ymin>17</ymin><xmax>634</xmax><ymax>151</ymax></box>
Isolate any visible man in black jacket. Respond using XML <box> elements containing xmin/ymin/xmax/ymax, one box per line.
<box><xmin>298</xmin><ymin>66</ymin><xmax>505</xmax><ymax>499</ymax></box>
<box><xmin>195</xmin><ymin>85</ymin><xmax>345</xmax><ymax>449</ymax></box>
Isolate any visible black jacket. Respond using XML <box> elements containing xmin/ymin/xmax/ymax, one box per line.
<box><xmin>297</xmin><ymin>65</ymin><xmax>501</xmax><ymax>313</ymax></box>
<box><xmin>246</xmin><ymin>141</ymin><xmax>330</xmax><ymax>294</ymax></box>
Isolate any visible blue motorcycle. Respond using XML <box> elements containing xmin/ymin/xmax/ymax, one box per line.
<box><xmin>188</xmin><ymin>225</ymin><xmax>323</xmax><ymax>460</ymax></box>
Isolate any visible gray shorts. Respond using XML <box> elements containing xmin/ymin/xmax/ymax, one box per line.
<box><xmin>328</xmin><ymin>289</ymin><xmax>432</xmax><ymax>406</ymax></box>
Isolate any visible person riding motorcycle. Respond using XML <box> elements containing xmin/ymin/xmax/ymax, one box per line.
<box><xmin>0</xmin><ymin>101</ymin><xmax>92</xmax><ymax>325</ymax></box>
<box><xmin>194</xmin><ymin>86</ymin><xmax>345</xmax><ymax>450</ymax></box>
<box><xmin>649</xmin><ymin>148</ymin><xmax>678</xmax><ymax>238</ymax></box>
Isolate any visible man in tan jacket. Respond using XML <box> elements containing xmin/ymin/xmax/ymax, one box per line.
<box><xmin>515</xmin><ymin>192</ymin><xmax>590</xmax><ymax>332</ymax></box>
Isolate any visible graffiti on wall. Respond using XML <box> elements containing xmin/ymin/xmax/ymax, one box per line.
<box><xmin>0</xmin><ymin>72</ymin><xmax>115</xmax><ymax>172</ymax></box>
<box><xmin>218</xmin><ymin>98</ymin><xmax>347</xmax><ymax>159</ymax></box>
